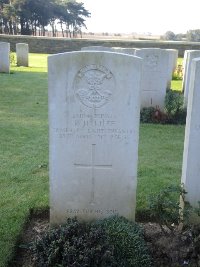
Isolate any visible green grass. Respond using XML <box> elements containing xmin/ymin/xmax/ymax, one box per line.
<box><xmin>171</xmin><ymin>57</ymin><xmax>183</xmax><ymax>91</ymax></box>
<box><xmin>0</xmin><ymin>54</ymin><xmax>49</xmax><ymax>267</ymax></box>
<box><xmin>0</xmin><ymin>54</ymin><xmax>185</xmax><ymax>266</ymax></box>
<box><xmin>137</xmin><ymin>123</ymin><xmax>185</xmax><ymax>212</ymax></box>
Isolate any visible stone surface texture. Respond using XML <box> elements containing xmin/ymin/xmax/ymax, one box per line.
<box><xmin>16</xmin><ymin>43</ymin><xmax>29</xmax><ymax>67</ymax></box>
<box><xmin>181</xmin><ymin>57</ymin><xmax>200</xmax><ymax>208</ymax></box>
<box><xmin>183</xmin><ymin>50</ymin><xmax>200</xmax><ymax>106</ymax></box>
<box><xmin>134</xmin><ymin>48</ymin><xmax>169</xmax><ymax>109</ymax></box>
<box><xmin>48</xmin><ymin>51</ymin><xmax>142</xmax><ymax>224</ymax></box>
<box><xmin>0</xmin><ymin>42</ymin><xmax>10</xmax><ymax>73</ymax></box>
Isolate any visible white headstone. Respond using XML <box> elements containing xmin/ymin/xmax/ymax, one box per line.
<box><xmin>182</xmin><ymin>50</ymin><xmax>191</xmax><ymax>92</ymax></box>
<box><xmin>0</xmin><ymin>42</ymin><xmax>10</xmax><ymax>73</ymax></box>
<box><xmin>183</xmin><ymin>50</ymin><xmax>200</xmax><ymax>106</ymax></box>
<box><xmin>134</xmin><ymin>48</ymin><xmax>169</xmax><ymax>109</ymax></box>
<box><xmin>48</xmin><ymin>51</ymin><xmax>142</xmax><ymax>224</ymax></box>
<box><xmin>112</xmin><ymin>47</ymin><xmax>136</xmax><ymax>55</ymax></box>
<box><xmin>181</xmin><ymin>57</ymin><xmax>200</xmax><ymax>208</ymax></box>
<box><xmin>81</xmin><ymin>46</ymin><xmax>113</xmax><ymax>51</ymax></box>
<box><xmin>166</xmin><ymin>49</ymin><xmax>178</xmax><ymax>89</ymax></box>
<box><xmin>82</xmin><ymin>46</ymin><xmax>136</xmax><ymax>55</ymax></box>
<box><xmin>16</xmin><ymin>43</ymin><xmax>29</xmax><ymax>67</ymax></box>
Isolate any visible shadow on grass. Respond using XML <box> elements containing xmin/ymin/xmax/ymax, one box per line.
<box><xmin>9</xmin><ymin>208</ymin><xmax>49</xmax><ymax>267</ymax></box>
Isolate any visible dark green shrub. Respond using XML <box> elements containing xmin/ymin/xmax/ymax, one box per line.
<box><xmin>140</xmin><ymin>107</ymin><xmax>156</xmax><ymax>123</ymax></box>
<box><xmin>10</xmin><ymin>51</ymin><xmax>16</xmax><ymax>65</ymax></box>
<box><xmin>140</xmin><ymin>90</ymin><xmax>186</xmax><ymax>124</ymax></box>
<box><xmin>31</xmin><ymin>216</ymin><xmax>152</xmax><ymax>267</ymax></box>
<box><xmin>164</xmin><ymin>89</ymin><xmax>186</xmax><ymax>124</ymax></box>
<box><xmin>147</xmin><ymin>185</ymin><xmax>187</xmax><ymax>232</ymax></box>
<box><xmin>31</xmin><ymin>217</ymin><xmax>117</xmax><ymax>267</ymax></box>
<box><xmin>140</xmin><ymin>106</ymin><xmax>168</xmax><ymax>124</ymax></box>
<box><xmin>98</xmin><ymin>215</ymin><xmax>152</xmax><ymax>267</ymax></box>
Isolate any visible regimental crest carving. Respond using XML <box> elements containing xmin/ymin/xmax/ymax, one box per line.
<box><xmin>145</xmin><ymin>54</ymin><xmax>159</xmax><ymax>67</ymax></box>
<box><xmin>74</xmin><ymin>64</ymin><xmax>115</xmax><ymax>108</ymax></box>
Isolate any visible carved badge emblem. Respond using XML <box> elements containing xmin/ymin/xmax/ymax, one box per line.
<box><xmin>74</xmin><ymin>65</ymin><xmax>115</xmax><ymax>108</ymax></box>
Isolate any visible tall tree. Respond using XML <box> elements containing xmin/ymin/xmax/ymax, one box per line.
<box><xmin>0</xmin><ymin>0</ymin><xmax>90</xmax><ymax>36</ymax></box>
<box><xmin>56</xmin><ymin>1</ymin><xmax>90</xmax><ymax>37</ymax></box>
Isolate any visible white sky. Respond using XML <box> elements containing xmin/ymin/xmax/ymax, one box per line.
<box><xmin>81</xmin><ymin>0</ymin><xmax>200</xmax><ymax>34</ymax></box>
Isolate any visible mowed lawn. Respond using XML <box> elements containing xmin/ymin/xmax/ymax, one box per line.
<box><xmin>0</xmin><ymin>54</ymin><xmax>185</xmax><ymax>266</ymax></box>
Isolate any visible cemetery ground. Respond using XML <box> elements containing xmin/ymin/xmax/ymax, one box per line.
<box><xmin>1</xmin><ymin>54</ymin><xmax>198</xmax><ymax>266</ymax></box>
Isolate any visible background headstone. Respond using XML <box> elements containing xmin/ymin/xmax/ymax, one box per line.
<box><xmin>134</xmin><ymin>48</ymin><xmax>169</xmax><ymax>109</ymax></box>
<box><xmin>181</xmin><ymin>57</ymin><xmax>200</xmax><ymax>208</ymax></box>
<box><xmin>81</xmin><ymin>46</ymin><xmax>113</xmax><ymax>51</ymax></box>
<box><xmin>112</xmin><ymin>47</ymin><xmax>136</xmax><ymax>55</ymax></box>
<box><xmin>183</xmin><ymin>50</ymin><xmax>200</xmax><ymax>106</ymax></box>
<box><xmin>166</xmin><ymin>49</ymin><xmax>178</xmax><ymax>89</ymax></box>
<box><xmin>182</xmin><ymin>50</ymin><xmax>191</xmax><ymax>92</ymax></box>
<box><xmin>16</xmin><ymin>43</ymin><xmax>29</xmax><ymax>67</ymax></box>
<box><xmin>0</xmin><ymin>42</ymin><xmax>10</xmax><ymax>73</ymax></box>
<box><xmin>48</xmin><ymin>51</ymin><xmax>142</xmax><ymax>224</ymax></box>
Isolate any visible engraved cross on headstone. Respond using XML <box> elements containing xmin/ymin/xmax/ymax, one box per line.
<box><xmin>74</xmin><ymin>144</ymin><xmax>112</xmax><ymax>204</ymax></box>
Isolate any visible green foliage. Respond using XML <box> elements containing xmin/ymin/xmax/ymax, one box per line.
<box><xmin>163</xmin><ymin>31</ymin><xmax>176</xmax><ymax>40</ymax></box>
<box><xmin>32</xmin><ymin>217</ymin><xmax>117</xmax><ymax>267</ymax></box>
<box><xmin>140</xmin><ymin>62</ymin><xmax>185</xmax><ymax>125</ymax></box>
<box><xmin>140</xmin><ymin>107</ymin><xmax>156</xmax><ymax>123</ymax></box>
<box><xmin>194</xmin><ymin>202</ymin><xmax>200</xmax><ymax>217</ymax></box>
<box><xmin>10</xmin><ymin>51</ymin><xmax>16</xmax><ymax>65</ymax></box>
<box><xmin>164</xmin><ymin>89</ymin><xmax>183</xmax><ymax>116</ymax></box>
<box><xmin>164</xmin><ymin>89</ymin><xmax>186</xmax><ymax>124</ymax></box>
<box><xmin>98</xmin><ymin>216</ymin><xmax>152</xmax><ymax>267</ymax></box>
<box><xmin>161</xmin><ymin>31</ymin><xmax>185</xmax><ymax>41</ymax></box>
<box><xmin>140</xmin><ymin>106</ymin><xmax>168</xmax><ymax>124</ymax></box>
<box><xmin>186</xmin><ymin>29</ymin><xmax>200</xmax><ymax>41</ymax></box>
<box><xmin>140</xmin><ymin>90</ymin><xmax>186</xmax><ymax>124</ymax></box>
<box><xmin>0</xmin><ymin>0</ymin><xmax>90</xmax><ymax>36</ymax></box>
<box><xmin>31</xmin><ymin>216</ymin><xmax>152</xmax><ymax>267</ymax></box>
<box><xmin>147</xmin><ymin>185</ymin><xmax>187</xmax><ymax>232</ymax></box>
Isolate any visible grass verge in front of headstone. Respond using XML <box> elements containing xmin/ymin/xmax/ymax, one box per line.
<box><xmin>0</xmin><ymin>54</ymin><xmax>49</xmax><ymax>267</ymax></box>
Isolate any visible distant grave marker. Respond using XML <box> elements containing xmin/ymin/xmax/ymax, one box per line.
<box><xmin>134</xmin><ymin>48</ymin><xmax>170</xmax><ymax>109</ymax></box>
<box><xmin>0</xmin><ymin>42</ymin><xmax>10</xmax><ymax>73</ymax></box>
<box><xmin>81</xmin><ymin>46</ymin><xmax>113</xmax><ymax>51</ymax></box>
<box><xmin>182</xmin><ymin>50</ymin><xmax>200</xmax><ymax>106</ymax></box>
<box><xmin>16</xmin><ymin>43</ymin><xmax>29</xmax><ymax>67</ymax></box>
<box><xmin>112</xmin><ymin>47</ymin><xmax>136</xmax><ymax>55</ymax></box>
<box><xmin>166</xmin><ymin>49</ymin><xmax>178</xmax><ymax>88</ymax></box>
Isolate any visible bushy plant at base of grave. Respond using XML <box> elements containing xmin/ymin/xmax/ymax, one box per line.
<box><xmin>140</xmin><ymin>106</ymin><xmax>168</xmax><ymax>124</ymax></box>
<box><xmin>140</xmin><ymin>90</ymin><xmax>186</xmax><ymax>124</ymax></box>
<box><xmin>31</xmin><ymin>217</ymin><xmax>117</xmax><ymax>267</ymax></box>
<box><xmin>97</xmin><ymin>215</ymin><xmax>153</xmax><ymax>267</ymax></box>
<box><xmin>164</xmin><ymin>89</ymin><xmax>186</xmax><ymax>124</ymax></box>
<box><xmin>10</xmin><ymin>51</ymin><xmax>16</xmax><ymax>65</ymax></box>
<box><xmin>147</xmin><ymin>184</ymin><xmax>188</xmax><ymax>233</ymax></box>
<box><xmin>140</xmin><ymin>107</ymin><xmax>157</xmax><ymax>123</ymax></box>
<box><xmin>31</xmin><ymin>216</ymin><xmax>152</xmax><ymax>267</ymax></box>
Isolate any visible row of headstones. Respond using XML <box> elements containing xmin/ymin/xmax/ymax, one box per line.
<box><xmin>0</xmin><ymin>42</ymin><xmax>29</xmax><ymax>73</ymax></box>
<box><xmin>48</xmin><ymin>49</ymin><xmax>199</xmax><ymax>225</ymax></box>
<box><xmin>0</xmin><ymin>41</ymin><xmax>179</xmax><ymax>109</ymax></box>
<box><xmin>81</xmin><ymin>46</ymin><xmax>178</xmax><ymax>110</ymax></box>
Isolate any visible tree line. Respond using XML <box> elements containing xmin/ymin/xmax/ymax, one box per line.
<box><xmin>0</xmin><ymin>0</ymin><xmax>90</xmax><ymax>37</ymax></box>
<box><xmin>162</xmin><ymin>30</ymin><xmax>200</xmax><ymax>42</ymax></box>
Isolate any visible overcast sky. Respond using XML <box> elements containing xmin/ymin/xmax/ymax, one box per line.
<box><xmin>81</xmin><ymin>0</ymin><xmax>200</xmax><ymax>34</ymax></box>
